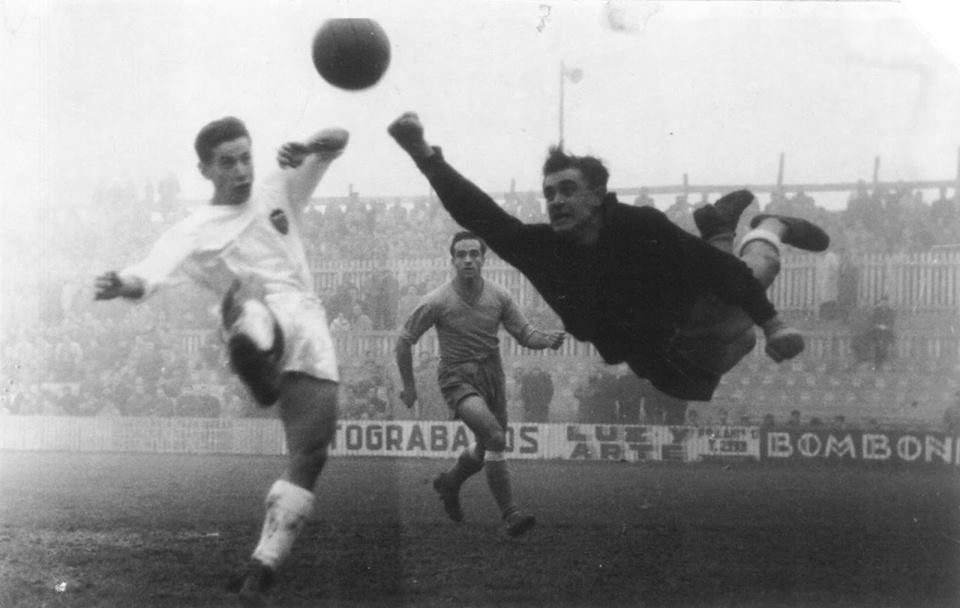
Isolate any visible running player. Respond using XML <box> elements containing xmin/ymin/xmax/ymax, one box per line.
<box><xmin>395</xmin><ymin>231</ymin><xmax>564</xmax><ymax>536</ymax></box>
<box><xmin>94</xmin><ymin>117</ymin><xmax>347</xmax><ymax>607</ymax></box>
<box><xmin>387</xmin><ymin>112</ymin><xmax>829</xmax><ymax>402</ymax></box>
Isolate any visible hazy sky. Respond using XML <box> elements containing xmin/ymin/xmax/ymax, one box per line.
<box><xmin>3</xmin><ymin>0</ymin><xmax>960</xmax><ymax>226</ymax></box>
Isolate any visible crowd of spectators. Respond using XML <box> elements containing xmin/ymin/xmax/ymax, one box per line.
<box><xmin>4</xmin><ymin>174</ymin><xmax>960</xmax><ymax>431</ymax></box>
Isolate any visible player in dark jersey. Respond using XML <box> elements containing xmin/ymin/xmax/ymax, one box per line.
<box><xmin>388</xmin><ymin>112</ymin><xmax>829</xmax><ymax>402</ymax></box>
<box><xmin>396</xmin><ymin>232</ymin><xmax>564</xmax><ymax>536</ymax></box>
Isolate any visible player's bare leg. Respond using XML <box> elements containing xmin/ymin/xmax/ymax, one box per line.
<box><xmin>447</xmin><ymin>395</ymin><xmax>535</xmax><ymax>537</ymax></box>
<box><xmin>692</xmin><ymin>192</ymin><xmax>829</xmax><ymax>369</ymax></box>
<box><xmin>238</xmin><ymin>374</ymin><xmax>338</xmax><ymax>607</ymax></box>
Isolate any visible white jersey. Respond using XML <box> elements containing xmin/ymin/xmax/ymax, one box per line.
<box><xmin>122</xmin><ymin>154</ymin><xmax>339</xmax><ymax>382</ymax></box>
<box><xmin>123</xmin><ymin>155</ymin><xmax>330</xmax><ymax>298</ymax></box>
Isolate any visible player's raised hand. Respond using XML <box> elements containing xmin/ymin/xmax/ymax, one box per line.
<box><xmin>277</xmin><ymin>142</ymin><xmax>311</xmax><ymax>169</ymax></box>
<box><xmin>399</xmin><ymin>386</ymin><xmax>418</xmax><ymax>409</ymax></box>
<box><xmin>94</xmin><ymin>271</ymin><xmax>123</xmax><ymax>300</ymax></box>
<box><xmin>388</xmin><ymin>112</ymin><xmax>433</xmax><ymax>160</ymax></box>
<box><xmin>94</xmin><ymin>272</ymin><xmax>144</xmax><ymax>301</ymax></box>
<box><xmin>278</xmin><ymin>128</ymin><xmax>349</xmax><ymax>168</ymax></box>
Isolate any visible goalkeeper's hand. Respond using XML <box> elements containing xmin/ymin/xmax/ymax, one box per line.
<box><xmin>762</xmin><ymin>317</ymin><xmax>804</xmax><ymax>362</ymax></box>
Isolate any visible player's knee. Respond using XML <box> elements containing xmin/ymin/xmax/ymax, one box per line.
<box><xmin>484</xmin><ymin>429</ymin><xmax>507</xmax><ymax>453</ymax></box>
<box><xmin>741</xmin><ymin>241</ymin><xmax>781</xmax><ymax>285</ymax></box>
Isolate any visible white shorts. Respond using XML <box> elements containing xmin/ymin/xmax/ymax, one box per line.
<box><xmin>265</xmin><ymin>291</ymin><xmax>339</xmax><ymax>383</ymax></box>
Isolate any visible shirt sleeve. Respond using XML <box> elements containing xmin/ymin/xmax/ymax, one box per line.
<box><xmin>398</xmin><ymin>297</ymin><xmax>439</xmax><ymax>345</ymax></box>
<box><xmin>121</xmin><ymin>221</ymin><xmax>196</xmax><ymax>299</ymax></box>
<box><xmin>415</xmin><ymin>148</ymin><xmax>524</xmax><ymax>249</ymax></box>
<box><xmin>498</xmin><ymin>288</ymin><xmax>535</xmax><ymax>345</ymax></box>
<box><xmin>261</xmin><ymin>154</ymin><xmax>333</xmax><ymax>213</ymax></box>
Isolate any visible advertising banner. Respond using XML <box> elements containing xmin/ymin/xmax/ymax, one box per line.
<box><xmin>761</xmin><ymin>429</ymin><xmax>960</xmax><ymax>467</ymax></box>
<box><xmin>329</xmin><ymin>420</ymin><xmax>541</xmax><ymax>459</ymax></box>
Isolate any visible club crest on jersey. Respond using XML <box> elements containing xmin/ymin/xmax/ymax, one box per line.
<box><xmin>269</xmin><ymin>209</ymin><xmax>289</xmax><ymax>235</ymax></box>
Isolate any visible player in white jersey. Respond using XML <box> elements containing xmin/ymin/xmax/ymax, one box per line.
<box><xmin>94</xmin><ymin>116</ymin><xmax>346</xmax><ymax>607</ymax></box>
<box><xmin>396</xmin><ymin>231</ymin><xmax>565</xmax><ymax>536</ymax></box>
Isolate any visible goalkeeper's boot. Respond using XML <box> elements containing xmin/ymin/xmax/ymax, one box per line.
<box><xmin>749</xmin><ymin>214</ymin><xmax>830</xmax><ymax>252</ymax></box>
<box><xmin>693</xmin><ymin>189</ymin><xmax>755</xmax><ymax>241</ymax></box>
<box><xmin>432</xmin><ymin>472</ymin><xmax>464</xmax><ymax>522</ymax></box>
<box><xmin>222</xmin><ymin>280</ymin><xmax>284</xmax><ymax>407</ymax></box>
<box><xmin>503</xmin><ymin>507</ymin><xmax>536</xmax><ymax>538</ymax></box>
<box><xmin>237</xmin><ymin>559</ymin><xmax>274</xmax><ymax>608</ymax></box>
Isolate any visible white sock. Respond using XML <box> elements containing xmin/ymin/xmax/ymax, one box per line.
<box><xmin>738</xmin><ymin>227</ymin><xmax>782</xmax><ymax>257</ymax></box>
<box><xmin>251</xmin><ymin>479</ymin><xmax>314</xmax><ymax>570</ymax></box>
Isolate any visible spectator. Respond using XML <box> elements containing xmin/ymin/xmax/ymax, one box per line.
<box><xmin>396</xmin><ymin>284</ymin><xmax>422</xmax><ymax>325</ymax></box>
<box><xmin>326</xmin><ymin>281</ymin><xmax>359</xmax><ymax>321</ymax></box>
<box><xmin>125</xmin><ymin>377</ymin><xmax>152</xmax><ymax>416</ymax></box>
<box><xmin>96</xmin><ymin>398</ymin><xmax>122</xmax><ymax>417</ymax></box>
<box><xmin>58</xmin><ymin>384</ymin><xmax>82</xmax><ymax>415</ymax></box>
<box><xmin>632</xmin><ymin>187</ymin><xmax>654</xmax><ymax>208</ymax></box>
<box><xmin>643</xmin><ymin>381</ymin><xmax>688</xmax><ymax>426</ymax></box>
<box><xmin>329</xmin><ymin>312</ymin><xmax>351</xmax><ymax>334</ymax></box>
<box><xmin>362</xmin><ymin>386</ymin><xmax>388</xmax><ymax>420</ymax></box>
<box><xmin>194</xmin><ymin>385</ymin><xmax>221</xmax><ymax>418</ymax></box>
<box><xmin>350</xmin><ymin>303</ymin><xmax>374</xmax><ymax>332</ymax></box>
<box><xmin>413</xmin><ymin>352</ymin><xmax>446</xmax><ymax>420</ymax></box>
<box><xmin>714</xmin><ymin>408</ymin><xmax>730</xmax><ymax>426</ymax></box>
<box><xmin>367</xmin><ymin>265</ymin><xmax>401</xmax><ymax>330</ymax></box>
<box><xmin>852</xmin><ymin>295</ymin><xmax>896</xmax><ymax>370</ymax></box>
<box><xmin>518</xmin><ymin>365</ymin><xmax>554</xmax><ymax>423</ymax></box>
<box><xmin>836</xmin><ymin>251</ymin><xmax>860</xmax><ymax>321</ymax></box>
<box><xmin>816</xmin><ymin>250</ymin><xmax>841</xmax><ymax>321</ymax></box>
<box><xmin>615</xmin><ymin>369</ymin><xmax>646</xmax><ymax>424</ymax></box>
<box><xmin>52</xmin><ymin>331</ymin><xmax>84</xmax><ymax>381</ymax></box>
<box><xmin>930</xmin><ymin>186</ymin><xmax>955</xmax><ymax>224</ymax></box>
<box><xmin>144</xmin><ymin>384</ymin><xmax>176</xmax><ymax>417</ymax></box>
<box><xmin>575</xmin><ymin>365</ymin><xmax>618</xmax><ymax>424</ymax></box>
<box><xmin>38</xmin><ymin>388</ymin><xmax>65</xmax><ymax>416</ymax></box>
<box><xmin>786</xmin><ymin>409</ymin><xmax>802</xmax><ymax>427</ymax></box>
<box><xmin>665</xmin><ymin>193</ymin><xmax>695</xmax><ymax>234</ymax></box>
<box><xmin>943</xmin><ymin>391</ymin><xmax>960</xmax><ymax>434</ymax></box>
<box><xmin>175</xmin><ymin>387</ymin><xmax>202</xmax><ymax>417</ymax></box>
<box><xmin>220</xmin><ymin>390</ymin><xmax>247</xmax><ymax>418</ymax></box>
<box><xmin>868</xmin><ymin>295</ymin><xmax>896</xmax><ymax>369</ymax></box>
<box><xmin>762</xmin><ymin>413</ymin><xmax>776</xmax><ymax>428</ymax></box>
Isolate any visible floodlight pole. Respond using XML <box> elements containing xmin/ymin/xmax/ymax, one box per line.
<box><xmin>559</xmin><ymin>61</ymin><xmax>566</xmax><ymax>149</ymax></box>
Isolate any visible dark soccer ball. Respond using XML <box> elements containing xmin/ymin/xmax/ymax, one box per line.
<box><xmin>312</xmin><ymin>18</ymin><xmax>391</xmax><ymax>91</ymax></box>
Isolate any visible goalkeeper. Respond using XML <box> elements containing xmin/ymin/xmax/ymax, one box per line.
<box><xmin>388</xmin><ymin>112</ymin><xmax>829</xmax><ymax>402</ymax></box>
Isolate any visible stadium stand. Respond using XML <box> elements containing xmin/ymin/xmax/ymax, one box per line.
<box><xmin>4</xmin><ymin>178</ymin><xmax>960</xmax><ymax>432</ymax></box>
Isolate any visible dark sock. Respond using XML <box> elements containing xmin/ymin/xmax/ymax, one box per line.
<box><xmin>484</xmin><ymin>459</ymin><xmax>516</xmax><ymax>517</ymax></box>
